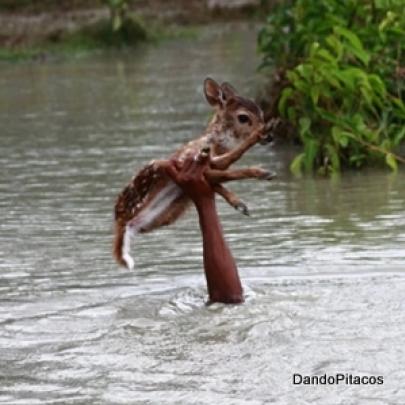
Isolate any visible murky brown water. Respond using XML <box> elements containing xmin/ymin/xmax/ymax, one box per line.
<box><xmin>1</xmin><ymin>23</ymin><xmax>405</xmax><ymax>404</ymax></box>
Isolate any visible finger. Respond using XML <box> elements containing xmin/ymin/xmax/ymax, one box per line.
<box><xmin>177</xmin><ymin>148</ymin><xmax>211</xmax><ymax>177</ymax></box>
<box><xmin>204</xmin><ymin>169</ymin><xmax>222</xmax><ymax>184</ymax></box>
<box><xmin>162</xmin><ymin>160</ymin><xmax>180</xmax><ymax>182</ymax></box>
<box><xmin>174</xmin><ymin>160</ymin><xmax>183</xmax><ymax>171</ymax></box>
<box><xmin>182</xmin><ymin>155</ymin><xmax>194</xmax><ymax>172</ymax></box>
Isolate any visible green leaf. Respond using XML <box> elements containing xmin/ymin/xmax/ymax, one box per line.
<box><xmin>286</xmin><ymin>70</ymin><xmax>299</xmax><ymax>83</ymax></box>
<box><xmin>278</xmin><ymin>87</ymin><xmax>294</xmax><ymax>116</ymax></box>
<box><xmin>368</xmin><ymin>74</ymin><xmax>386</xmax><ymax>99</ymax></box>
<box><xmin>360</xmin><ymin>86</ymin><xmax>373</xmax><ymax>107</ymax></box>
<box><xmin>331</xmin><ymin>126</ymin><xmax>340</xmax><ymax>144</ymax></box>
<box><xmin>394</xmin><ymin>126</ymin><xmax>405</xmax><ymax>145</ymax></box>
<box><xmin>290</xmin><ymin>153</ymin><xmax>305</xmax><ymax>175</ymax></box>
<box><xmin>331</xmin><ymin>126</ymin><xmax>349</xmax><ymax>147</ymax></box>
<box><xmin>112</xmin><ymin>14</ymin><xmax>122</xmax><ymax>31</ymax></box>
<box><xmin>333</xmin><ymin>26</ymin><xmax>363</xmax><ymax>53</ymax></box>
<box><xmin>332</xmin><ymin>70</ymin><xmax>355</xmax><ymax>91</ymax></box>
<box><xmin>326</xmin><ymin>34</ymin><xmax>343</xmax><ymax>60</ymax></box>
<box><xmin>325</xmin><ymin>143</ymin><xmax>341</xmax><ymax>172</ymax></box>
<box><xmin>299</xmin><ymin>117</ymin><xmax>311</xmax><ymax>135</ymax></box>
<box><xmin>316</xmin><ymin>48</ymin><xmax>337</xmax><ymax>63</ymax></box>
<box><xmin>379</xmin><ymin>11</ymin><xmax>397</xmax><ymax>32</ymax></box>
<box><xmin>334</xmin><ymin>26</ymin><xmax>370</xmax><ymax>65</ymax></box>
<box><xmin>287</xmin><ymin>106</ymin><xmax>297</xmax><ymax>122</ymax></box>
<box><xmin>392</xmin><ymin>97</ymin><xmax>405</xmax><ymax>114</ymax></box>
<box><xmin>303</xmin><ymin>139</ymin><xmax>319</xmax><ymax>171</ymax></box>
<box><xmin>344</xmin><ymin>44</ymin><xmax>371</xmax><ymax>66</ymax></box>
<box><xmin>339</xmin><ymin>135</ymin><xmax>349</xmax><ymax>147</ymax></box>
<box><xmin>386</xmin><ymin>153</ymin><xmax>398</xmax><ymax>171</ymax></box>
<box><xmin>352</xmin><ymin>114</ymin><xmax>366</xmax><ymax>133</ymax></box>
<box><xmin>310</xmin><ymin>87</ymin><xmax>320</xmax><ymax>105</ymax></box>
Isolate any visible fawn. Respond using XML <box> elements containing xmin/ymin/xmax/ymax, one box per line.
<box><xmin>114</xmin><ymin>78</ymin><xmax>274</xmax><ymax>269</ymax></box>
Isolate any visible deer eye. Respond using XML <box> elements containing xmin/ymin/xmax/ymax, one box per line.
<box><xmin>237</xmin><ymin>114</ymin><xmax>250</xmax><ymax>124</ymax></box>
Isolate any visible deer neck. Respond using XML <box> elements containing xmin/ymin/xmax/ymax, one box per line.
<box><xmin>205</xmin><ymin>118</ymin><xmax>240</xmax><ymax>155</ymax></box>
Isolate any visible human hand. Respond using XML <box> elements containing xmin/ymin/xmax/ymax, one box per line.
<box><xmin>164</xmin><ymin>147</ymin><xmax>215</xmax><ymax>204</ymax></box>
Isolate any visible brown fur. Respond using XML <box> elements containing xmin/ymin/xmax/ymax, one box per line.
<box><xmin>113</xmin><ymin>78</ymin><xmax>266</xmax><ymax>268</ymax></box>
<box><xmin>113</xmin><ymin>222</ymin><xmax>127</xmax><ymax>267</ymax></box>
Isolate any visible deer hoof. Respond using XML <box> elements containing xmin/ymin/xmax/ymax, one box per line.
<box><xmin>234</xmin><ymin>201</ymin><xmax>250</xmax><ymax>216</ymax></box>
<box><xmin>259</xmin><ymin>170</ymin><xmax>277</xmax><ymax>181</ymax></box>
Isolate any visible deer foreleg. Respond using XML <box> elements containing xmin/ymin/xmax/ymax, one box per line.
<box><xmin>213</xmin><ymin>184</ymin><xmax>249</xmax><ymax>216</ymax></box>
<box><xmin>206</xmin><ymin>167</ymin><xmax>275</xmax><ymax>183</ymax></box>
<box><xmin>211</xmin><ymin>128</ymin><xmax>264</xmax><ymax>170</ymax></box>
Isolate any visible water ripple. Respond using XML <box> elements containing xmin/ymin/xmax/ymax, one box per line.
<box><xmin>1</xmin><ymin>22</ymin><xmax>404</xmax><ymax>405</ymax></box>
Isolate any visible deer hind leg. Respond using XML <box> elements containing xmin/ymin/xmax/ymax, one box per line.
<box><xmin>213</xmin><ymin>184</ymin><xmax>250</xmax><ymax>216</ymax></box>
<box><xmin>206</xmin><ymin>167</ymin><xmax>276</xmax><ymax>183</ymax></box>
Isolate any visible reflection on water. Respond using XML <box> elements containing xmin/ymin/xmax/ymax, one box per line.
<box><xmin>1</xmin><ymin>23</ymin><xmax>405</xmax><ymax>404</ymax></box>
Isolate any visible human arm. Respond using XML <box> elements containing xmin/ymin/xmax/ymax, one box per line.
<box><xmin>163</xmin><ymin>152</ymin><xmax>243</xmax><ymax>304</ymax></box>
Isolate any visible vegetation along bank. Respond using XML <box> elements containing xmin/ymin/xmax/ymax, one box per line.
<box><xmin>258</xmin><ymin>0</ymin><xmax>405</xmax><ymax>174</ymax></box>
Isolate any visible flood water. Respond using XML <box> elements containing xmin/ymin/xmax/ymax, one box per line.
<box><xmin>1</xmin><ymin>23</ymin><xmax>405</xmax><ymax>404</ymax></box>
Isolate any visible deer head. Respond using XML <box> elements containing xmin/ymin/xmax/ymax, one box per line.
<box><xmin>203</xmin><ymin>78</ymin><xmax>266</xmax><ymax>153</ymax></box>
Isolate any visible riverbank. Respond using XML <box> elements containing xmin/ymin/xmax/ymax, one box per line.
<box><xmin>0</xmin><ymin>0</ymin><xmax>267</xmax><ymax>60</ymax></box>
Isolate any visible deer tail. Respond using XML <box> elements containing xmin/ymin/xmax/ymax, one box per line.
<box><xmin>113</xmin><ymin>222</ymin><xmax>134</xmax><ymax>269</ymax></box>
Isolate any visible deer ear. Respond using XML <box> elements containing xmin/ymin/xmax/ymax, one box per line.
<box><xmin>221</xmin><ymin>82</ymin><xmax>238</xmax><ymax>101</ymax></box>
<box><xmin>204</xmin><ymin>78</ymin><xmax>223</xmax><ymax>107</ymax></box>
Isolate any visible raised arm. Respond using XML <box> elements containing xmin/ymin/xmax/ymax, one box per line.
<box><xmin>163</xmin><ymin>152</ymin><xmax>243</xmax><ymax>304</ymax></box>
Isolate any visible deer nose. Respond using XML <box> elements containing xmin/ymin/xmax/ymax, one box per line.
<box><xmin>259</xmin><ymin>132</ymin><xmax>274</xmax><ymax>145</ymax></box>
<box><xmin>258</xmin><ymin>123</ymin><xmax>273</xmax><ymax>145</ymax></box>
<box><xmin>260</xmin><ymin>117</ymin><xmax>281</xmax><ymax>145</ymax></box>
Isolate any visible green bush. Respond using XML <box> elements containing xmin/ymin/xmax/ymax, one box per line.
<box><xmin>68</xmin><ymin>15</ymin><xmax>147</xmax><ymax>48</ymax></box>
<box><xmin>103</xmin><ymin>0</ymin><xmax>129</xmax><ymax>32</ymax></box>
<box><xmin>258</xmin><ymin>0</ymin><xmax>405</xmax><ymax>174</ymax></box>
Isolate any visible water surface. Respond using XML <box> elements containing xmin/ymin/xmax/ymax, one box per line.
<box><xmin>1</xmin><ymin>23</ymin><xmax>405</xmax><ymax>404</ymax></box>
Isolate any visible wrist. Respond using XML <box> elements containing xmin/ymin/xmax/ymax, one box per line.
<box><xmin>194</xmin><ymin>194</ymin><xmax>216</xmax><ymax>213</ymax></box>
